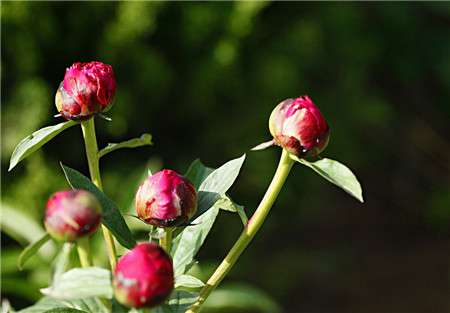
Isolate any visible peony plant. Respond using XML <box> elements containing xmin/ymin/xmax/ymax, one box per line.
<box><xmin>9</xmin><ymin>61</ymin><xmax>363</xmax><ymax>313</ymax></box>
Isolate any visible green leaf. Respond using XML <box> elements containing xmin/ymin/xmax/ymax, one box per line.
<box><xmin>0</xmin><ymin>204</ymin><xmax>55</xmax><ymax>259</ymax></box>
<box><xmin>184</xmin><ymin>159</ymin><xmax>214</xmax><ymax>189</ymax></box>
<box><xmin>18</xmin><ymin>233</ymin><xmax>51</xmax><ymax>270</ymax></box>
<box><xmin>98</xmin><ymin>133</ymin><xmax>152</xmax><ymax>158</ymax></box>
<box><xmin>166</xmin><ymin>291</ymin><xmax>199</xmax><ymax>313</ymax></box>
<box><xmin>17</xmin><ymin>297</ymin><xmax>108</xmax><ymax>313</ymax></box>
<box><xmin>196</xmin><ymin>154</ymin><xmax>246</xmax><ymax>217</ymax></box>
<box><xmin>213</xmin><ymin>196</ymin><xmax>248</xmax><ymax>225</ymax></box>
<box><xmin>175</xmin><ymin>275</ymin><xmax>205</xmax><ymax>290</ymax></box>
<box><xmin>60</xmin><ymin>164</ymin><xmax>136</xmax><ymax>249</ymax></box>
<box><xmin>52</xmin><ymin>243</ymin><xmax>74</xmax><ymax>282</ymax></box>
<box><xmin>171</xmin><ymin>207</ymin><xmax>219</xmax><ymax>277</ymax></box>
<box><xmin>291</xmin><ymin>156</ymin><xmax>364</xmax><ymax>203</ymax></box>
<box><xmin>41</xmin><ymin>267</ymin><xmax>112</xmax><ymax>300</ymax></box>
<box><xmin>9</xmin><ymin>120</ymin><xmax>77</xmax><ymax>171</ymax></box>
<box><xmin>203</xmin><ymin>283</ymin><xmax>281</xmax><ymax>313</ymax></box>
<box><xmin>171</xmin><ymin>155</ymin><xmax>246</xmax><ymax>276</ymax></box>
<box><xmin>43</xmin><ymin>309</ymin><xmax>87</xmax><ymax>313</ymax></box>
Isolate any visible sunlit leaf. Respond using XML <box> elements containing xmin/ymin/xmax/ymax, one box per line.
<box><xmin>9</xmin><ymin>120</ymin><xmax>77</xmax><ymax>171</ymax></box>
<box><xmin>291</xmin><ymin>156</ymin><xmax>364</xmax><ymax>203</ymax></box>
<box><xmin>175</xmin><ymin>275</ymin><xmax>205</xmax><ymax>290</ymax></box>
<box><xmin>41</xmin><ymin>267</ymin><xmax>112</xmax><ymax>300</ymax></box>
<box><xmin>17</xmin><ymin>297</ymin><xmax>108</xmax><ymax>313</ymax></box>
<box><xmin>98</xmin><ymin>133</ymin><xmax>152</xmax><ymax>158</ymax></box>
<box><xmin>172</xmin><ymin>155</ymin><xmax>246</xmax><ymax>276</ymax></box>
<box><xmin>18</xmin><ymin>233</ymin><xmax>51</xmax><ymax>270</ymax></box>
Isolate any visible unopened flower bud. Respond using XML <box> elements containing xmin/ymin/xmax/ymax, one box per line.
<box><xmin>44</xmin><ymin>190</ymin><xmax>102</xmax><ymax>242</ymax></box>
<box><xmin>113</xmin><ymin>242</ymin><xmax>174</xmax><ymax>308</ymax></box>
<box><xmin>269</xmin><ymin>95</ymin><xmax>330</xmax><ymax>157</ymax></box>
<box><xmin>135</xmin><ymin>169</ymin><xmax>197</xmax><ymax>227</ymax></box>
<box><xmin>55</xmin><ymin>61</ymin><xmax>116</xmax><ymax>120</ymax></box>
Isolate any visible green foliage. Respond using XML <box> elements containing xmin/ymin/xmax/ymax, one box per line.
<box><xmin>9</xmin><ymin>121</ymin><xmax>77</xmax><ymax>171</ymax></box>
<box><xmin>98</xmin><ymin>133</ymin><xmax>153</xmax><ymax>158</ymax></box>
<box><xmin>18</xmin><ymin>233</ymin><xmax>51</xmax><ymax>270</ymax></box>
<box><xmin>41</xmin><ymin>267</ymin><xmax>113</xmax><ymax>300</ymax></box>
<box><xmin>291</xmin><ymin>156</ymin><xmax>364</xmax><ymax>202</ymax></box>
<box><xmin>17</xmin><ymin>297</ymin><xmax>109</xmax><ymax>313</ymax></box>
<box><xmin>60</xmin><ymin>164</ymin><xmax>136</xmax><ymax>249</ymax></box>
<box><xmin>171</xmin><ymin>155</ymin><xmax>246</xmax><ymax>277</ymax></box>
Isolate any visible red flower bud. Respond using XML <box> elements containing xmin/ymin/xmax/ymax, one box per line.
<box><xmin>44</xmin><ymin>190</ymin><xmax>102</xmax><ymax>242</ymax></box>
<box><xmin>113</xmin><ymin>242</ymin><xmax>174</xmax><ymax>308</ymax></box>
<box><xmin>55</xmin><ymin>61</ymin><xmax>116</xmax><ymax>120</ymax></box>
<box><xmin>135</xmin><ymin>169</ymin><xmax>197</xmax><ymax>227</ymax></box>
<box><xmin>269</xmin><ymin>96</ymin><xmax>330</xmax><ymax>157</ymax></box>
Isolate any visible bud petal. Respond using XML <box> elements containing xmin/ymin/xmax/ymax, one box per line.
<box><xmin>113</xmin><ymin>243</ymin><xmax>174</xmax><ymax>308</ymax></box>
<box><xmin>44</xmin><ymin>190</ymin><xmax>102</xmax><ymax>242</ymax></box>
<box><xmin>55</xmin><ymin>61</ymin><xmax>116</xmax><ymax>120</ymax></box>
<box><xmin>269</xmin><ymin>96</ymin><xmax>329</xmax><ymax>157</ymax></box>
<box><xmin>135</xmin><ymin>169</ymin><xmax>197</xmax><ymax>227</ymax></box>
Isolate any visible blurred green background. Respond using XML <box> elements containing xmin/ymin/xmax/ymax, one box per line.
<box><xmin>2</xmin><ymin>2</ymin><xmax>450</xmax><ymax>312</ymax></box>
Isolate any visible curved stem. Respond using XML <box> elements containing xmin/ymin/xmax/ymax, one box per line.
<box><xmin>159</xmin><ymin>227</ymin><xmax>173</xmax><ymax>253</ymax></box>
<box><xmin>186</xmin><ymin>149</ymin><xmax>294</xmax><ymax>313</ymax></box>
<box><xmin>76</xmin><ymin>237</ymin><xmax>91</xmax><ymax>267</ymax></box>
<box><xmin>81</xmin><ymin>118</ymin><xmax>117</xmax><ymax>270</ymax></box>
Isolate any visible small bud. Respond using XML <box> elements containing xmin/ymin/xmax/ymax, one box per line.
<box><xmin>135</xmin><ymin>169</ymin><xmax>197</xmax><ymax>227</ymax></box>
<box><xmin>44</xmin><ymin>190</ymin><xmax>102</xmax><ymax>242</ymax></box>
<box><xmin>113</xmin><ymin>242</ymin><xmax>174</xmax><ymax>308</ymax></box>
<box><xmin>269</xmin><ymin>95</ymin><xmax>330</xmax><ymax>157</ymax></box>
<box><xmin>55</xmin><ymin>61</ymin><xmax>116</xmax><ymax>120</ymax></box>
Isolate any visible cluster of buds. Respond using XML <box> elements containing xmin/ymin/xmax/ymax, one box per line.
<box><xmin>55</xmin><ymin>61</ymin><xmax>116</xmax><ymax>120</ymax></box>
<box><xmin>44</xmin><ymin>189</ymin><xmax>102</xmax><ymax>242</ymax></box>
<box><xmin>43</xmin><ymin>62</ymin><xmax>331</xmax><ymax>309</ymax></box>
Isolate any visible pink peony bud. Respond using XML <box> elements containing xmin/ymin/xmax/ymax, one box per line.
<box><xmin>269</xmin><ymin>95</ymin><xmax>330</xmax><ymax>157</ymax></box>
<box><xmin>44</xmin><ymin>190</ymin><xmax>102</xmax><ymax>242</ymax></box>
<box><xmin>113</xmin><ymin>242</ymin><xmax>174</xmax><ymax>308</ymax></box>
<box><xmin>55</xmin><ymin>61</ymin><xmax>116</xmax><ymax>120</ymax></box>
<box><xmin>135</xmin><ymin>169</ymin><xmax>197</xmax><ymax>227</ymax></box>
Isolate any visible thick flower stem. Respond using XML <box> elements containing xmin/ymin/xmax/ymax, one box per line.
<box><xmin>77</xmin><ymin>237</ymin><xmax>92</xmax><ymax>267</ymax></box>
<box><xmin>81</xmin><ymin>118</ymin><xmax>117</xmax><ymax>270</ymax></box>
<box><xmin>186</xmin><ymin>149</ymin><xmax>294</xmax><ymax>313</ymax></box>
<box><xmin>159</xmin><ymin>227</ymin><xmax>173</xmax><ymax>253</ymax></box>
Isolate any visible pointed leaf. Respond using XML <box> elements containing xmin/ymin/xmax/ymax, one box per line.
<box><xmin>98</xmin><ymin>133</ymin><xmax>152</xmax><ymax>158</ymax></box>
<box><xmin>291</xmin><ymin>156</ymin><xmax>364</xmax><ymax>203</ymax></box>
<box><xmin>184</xmin><ymin>159</ymin><xmax>214</xmax><ymax>189</ymax></box>
<box><xmin>61</xmin><ymin>164</ymin><xmax>136</xmax><ymax>249</ymax></box>
<box><xmin>196</xmin><ymin>154</ymin><xmax>246</xmax><ymax>216</ymax></box>
<box><xmin>41</xmin><ymin>267</ymin><xmax>112</xmax><ymax>299</ymax></box>
<box><xmin>9</xmin><ymin>120</ymin><xmax>77</xmax><ymax>171</ymax></box>
<box><xmin>175</xmin><ymin>275</ymin><xmax>205</xmax><ymax>290</ymax></box>
<box><xmin>214</xmin><ymin>196</ymin><xmax>248</xmax><ymax>225</ymax></box>
<box><xmin>171</xmin><ymin>207</ymin><xmax>220</xmax><ymax>277</ymax></box>
<box><xmin>43</xmin><ymin>309</ymin><xmax>87</xmax><ymax>313</ymax></box>
<box><xmin>167</xmin><ymin>291</ymin><xmax>199</xmax><ymax>313</ymax></box>
<box><xmin>251</xmin><ymin>139</ymin><xmax>274</xmax><ymax>151</ymax></box>
<box><xmin>18</xmin><ymin>233</ymin><xmax>51</xmax><ymax>270</ymax></box>
<box><xmin>17</xmin><ymin>297</ymin><xmax>108</xmax><ymax>313</ymax></box>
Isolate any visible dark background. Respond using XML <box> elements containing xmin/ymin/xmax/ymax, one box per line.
<box><xmin>2</xmin><ymin>2</ymin><xmax>450</xmax><ymax>312</ymax></box>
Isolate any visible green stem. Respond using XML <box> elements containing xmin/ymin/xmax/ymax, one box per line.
<box><xmin>81</xmin><ymin>118</ymin><xmax>117</xmax><ymax>270</ymax></box>
<box><xmin>186</xmin><ymin>149</ymin><xmax>294</xmax><ymax>313</ymax></box>
<box><xmin>159</xmin><ymin>227</ymin><xmax>173</xmax><ymax>253</ymax></box>
<box><xmin>77</xmin><ymin>237</ymin><xmax>91</xmax><ymax>267</ymax></box>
